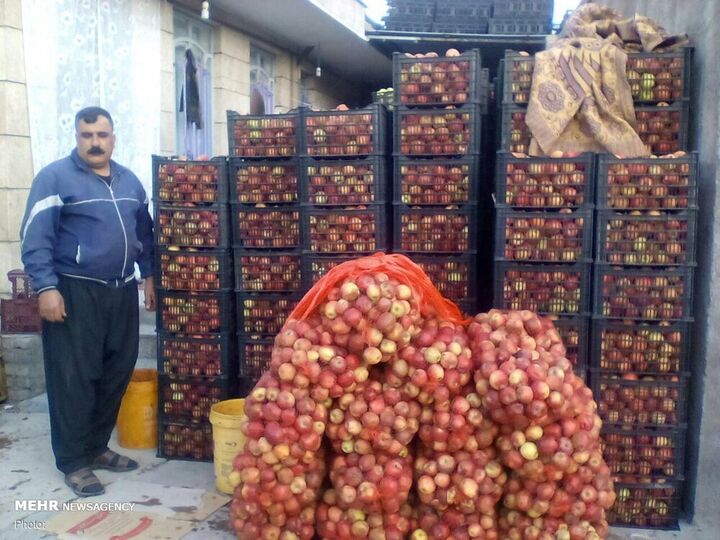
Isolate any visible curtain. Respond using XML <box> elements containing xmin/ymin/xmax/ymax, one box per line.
<box><xmin>22</xmin><ymin>0</ymin><xmax>162</xmax><ymax>193</ymax></box>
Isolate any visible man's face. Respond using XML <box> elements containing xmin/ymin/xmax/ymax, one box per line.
<box><xmin>75</xmin><ymin>116</ymin><xmax>115</xmax><ymax>171</ymax></box>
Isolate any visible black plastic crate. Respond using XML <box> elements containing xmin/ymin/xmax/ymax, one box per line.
<box><xmin>394</xmin><ymin>155</ymin><xmax>479</xmax><ymax>205</ymax></box>
<box><xmin>401</xmin><ymin>252</ymin><xmax>478</xmax><ymax>303</ymax></box>
<box><xmin>494</xmin><ymin>206</ymin><xmax>593</xmax><ymax>263</ymax></box>
<box><xmin>303</xmin><ymin>205</ymin><xmax>388</xmax><ymax>254</ymax></box>
<box><xmin>238</xmin><ymin>335</ymin><xmax>275</xmax><ymax>378</ymax></box>
<box><xmin>493</xmin><ymin>0</ymin><xmax>554</xmax><ymax>18</ymax></box>
<box><xmin>393</xmin><ymin>49</ymin><xmax>484</xmax><ymax>108</ymax></box>
<box><xmin>493</xmin><ymin>261</ymin><xmax>592</xmax><ymax>315</ymax></box>
<box><xmin>300</xmin><ymin>156</ymin><xmax>387</xmax><ymax>205</ymax></box>
<box><xmin>231</xmin><ymin>204</ymin><xmax>301</xmax><ymax>249</ymax></box>
<box><xmin>228</xmin><ymin>157</ymin><xmax>299</xmax><ymax>204</ymax></box>
<box><xmin>236</xmin><ymin>292</ymin><xmax>300</xmax><ymax>335</ymax></box>
<box><xmin>154</xmin><ymin>204</ymin><xmax>232</xmax><ymax>248</ymax></box>
<box><xmin>608</xmin><ymin>481</ymin><xmax>682</xmax><ymax>530</ymax></box>
<box><xmin>501</xmin><ymin>51</ymin><xmax>535</xmax><ymax>105</ymax></box>
<box><xmin>635</xmin><ymin>101</ymin><xmax>690</xmax><ymax>154</ymax></box>
<box><xmin>394</xmin><ymin>204</ymin><xmax>477</xmax><ymax>252</ymax></box>
<box><xmin>301</xmin><ymin>254</ymin><xmax>374</xmax><ymax>288</ymax></box>
<box><xmin>547</xmin><ymin>314</ymin><xmax>590</xmax><ymax>372</ymax></box>
<box><xmin>627</xmin><ymin>48</ymin><xmax>692</xmax><ymax>103</ymax></box>
<box><xmin>227</xmin><ymin>110</ymin><xmax>299</xmax><ymax>158</ymax></box>
<box><xmin>152</xmin><ymin>156</ymin><xmax>228</xmax><ymax>205</ymax></box>
<box><xmin>238</xmin><ymin>375</ymin><xmax>260</xmax><ymax>397</ymax></box>
<box><xmin>479</xmin><ymin>68</ymin><xmax>490</xmax><ymax>114</ymax></box>
<box><xmin>301</xmin><ymin>104</ymin><xmax>387</xmax><ymax>157</ymax></box>
<box><xmin>234</xmin><ymin>250</ymin><xmax>302</xmax><ymax>292</ymax></box>
<box><xmin>157</xmin><ymin>332</ymin><xmax>236</xmax><ymax>378</ymax></box>
<box><xmin>435</xmin><ymin>1</ymin><xmax>492</xmax><ymax>20</ymax></box>
<box><xmin>383</xmin><ymin>19</ymin><xmax>433</xmax><ymax>32</ymax></box>
<box><xmin>601</xmin><ymin>426</ymin><xmax>686</xmax><ymax>483</ymax></box>
<box><xmin>159</xmin><ymin>374</ymin><xmax>236</xmax><ymax>421</ymax></box>
<box><xmin>386</xmin><ymin>0</ymin><xmax>435</xmax><ymax>17</ymax></box>
<box><xmin>591</xmin><ymin>372</ymin><xmax>688</xmax><ymax>428</ymax></box>
<box><xmin>593</xmin><ymin>265</ymin><xmax>694</xmax><ymax>321</ymax></box>
<box><xmin>596</xmin><ymin>152</ymin><xmax>697</xmax><ymax>210</ymax></box>
<box><xmin>596</xmin><ymin>210</ymin><xmax>697</xmax><ymax>266</ymax></box>
<box><xmin>431</xmin><ymin>21</ymin><xmax>489</xmax><ymax>34</ymax></box>
<box><xmin>394</xmin><ymin>105</ymin><xmax>482</xmax><ymax>156</ymax></box>
<box><xmin>590</xmin><ymin>318</ymin><xmax>691</xmax><ymax>376</ymax></box>
<box><xmin>489</xmin><ymin>19</ymin><xmax>552</xmax><ymax>34</ymax></box>
<box><xmin>495</xmin><ymin>152</ymin><xmax>595</xmax><ymax>208</ymax></box>
<box><xmin>156</xmin><ymin>247</ymin><xmax>233</xmax><ymax>291</ymax></box>
<box><xmin>156</xmin><ymin>290</ymin><xmax>235</xmax><ymax>334</ymax></box>
<box><xmin>158</xmin><ymin>418</ymin><xmax>213</xmax><ymax>461</ymax></box>
<box><xmin>499</xmin><ymin>105</ymin><xmax>531</xmax><ymax>154</ymax></box>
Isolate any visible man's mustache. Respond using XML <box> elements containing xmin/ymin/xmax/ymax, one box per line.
<box><xmin>88</xmin><ymin>147</ymin><xmax>105</xmax><ymax>155</ymax></box>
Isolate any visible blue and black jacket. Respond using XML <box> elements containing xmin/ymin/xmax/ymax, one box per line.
<box><xmin>20</xmin><ymin>149</ymin><xmax>154</xmax><ymax>293</ymax></box>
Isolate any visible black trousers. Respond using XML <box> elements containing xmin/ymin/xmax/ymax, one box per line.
<box><xmin>42</xmin><ymin>275</ymin><xmax>139</xmax><ymax>474</ymax></box>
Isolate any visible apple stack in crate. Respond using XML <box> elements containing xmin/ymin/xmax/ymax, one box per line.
<box><xmin>226</xmin><ymin>110</ymin><xmax>303</xmax><ymax>387</ymax></box>
<box><xmin>300</xmin><ymin>104</ymin><xmax>389</xmax><ymax>288</ymax></box>
<box><xmin>590</xmin><ymin>152</ymin><xmax>698</xmax><ymax>530</ymax></box>
<box><xmin>498</xmin><ymin>48</ymin><xmax>692</xmax><ymax>156</ymax></box>
<box><xmin>392</xmin><ymin>49</ymin><xmax>487</xmax><ymax>315</ymax></box>
<box><xmin>152</xmin><ymin>156</ymin><xmax>236</xmax><ymax>461</ymax></box>
<box><xmin>493</xmin><ymin>151</ymin><xmax>596</xmax><ymax>379</ymax></box>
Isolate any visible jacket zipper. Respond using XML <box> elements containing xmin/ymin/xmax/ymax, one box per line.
<box><xmin>94</xmin><ymin>173</ymin><xmax>129</xmax><ymax>278</ymax></box>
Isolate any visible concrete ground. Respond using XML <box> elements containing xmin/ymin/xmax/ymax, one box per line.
<box><xmin>0</xmin><ymin>395</ymin><xmax>715</xmax><ymax>540</ymax></box>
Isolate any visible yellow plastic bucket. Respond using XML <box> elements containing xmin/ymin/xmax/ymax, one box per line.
<box><xmin>117</xmin><ymin>369</ymin><xmax>158</xmax><ymax>449</ymax></box>
<box><xmin>209</xmin><ymin>398</ymin><xmax>246</xmax><ymax>494</ymax></box>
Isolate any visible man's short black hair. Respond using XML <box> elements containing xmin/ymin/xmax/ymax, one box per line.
<box><xmin>75</xmin><ymin>107</ymin><xmax>114</xmax><ymax>130</ymax></box>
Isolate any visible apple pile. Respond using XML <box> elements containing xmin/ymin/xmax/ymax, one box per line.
<box><xmin>231</xmin><ymin>115</ymin><xmax>297</xmax><ymax>157</ymax></box>
<box><xmin>498</xmin><ymin>265</ymin><xmax>585</xmax><ymax>315</ymax></box>
<box><xmin>596</xmin><ymin>322</ymin><xmax>686</xmax><ymax>374</ymax></box>
<box><xmin>156</xmin><ymin>159</ymin><xmax>224</xmax><ymax>204</ymax></box>
<box><xmin>595</xmin><ymin>375</ymin><xmax>683</xmax><ymax>426</ymax></box>
<box><xmin>159</xmin><ymin>334</ymin><xmax>227</xmax><ymax>377</ymax></box>
<box><xmin>636</xmin><ymin>105</ymin><xmax>684</xmax><ymax>154</ymax></box>
<box><xmin>235</xmin><ymin>163</ymin><xmax>298</xmax><ymax>204</ymax></box>
<box><xmin>398</xmin><ymin>108</ymin><xmax>474</xmax><ymax>156</ymax></box>
<box><xmin>156</xmin><ymin>206</ymin><xmax>224</xmax><ymax>247</ymax></box>
<box><xmin>412</xmin><ymin>257</ymin><xmax>472</xmax><ymax>303</ymax></box>
<box><xmin>304</xmin><ymin>106</ymin><xmax>380</xmax><ymax>157</ymax></box>
<box><xmin>307</xmin><ymin>208</ymin><xmax>380</xmax><ymax>253</ymax></box>
<box><xmin>236</xmin><ymin>253</ymin><xmax>302</xmax><ymax>292</ymax></box>
<box><xmin>305</xmin><ymin>161</ymin><xmax>382</xmax><ymax>205</ymax></box>
<box><xmin>601</xmin><ymin>153</ymin><xmax>694</xmax><ymax>210</ymax></box>
<box><xmin>608</xmin><ymin>483</ymin><xmax>677</xmax><ymax>528</ymax></box>
<box><xmin>500</xmin><ymin>154</ymin><xmax>590</xmax><ymax>208</ymax></box>
<box><xmin>499</xmin><ymin>211</ymin><xmax>588</xmax><ymax>262</ymax></box>
<box><xmin>398</xmin><ymin>207</ymin><xmax>471</xmax><ymax>252</ymax></box>
<box><xmin>397</xmin><ymin>49</ymin><xmax>477</xmax><ymax>106</ymax></box>
<box><xmin>505</xmin><ymin>51</ymin><xmax>534</xmax><ymax>104</ymax></box>
<box><xmin>398</xmin><ymin>160</ymin><xmax>473</xmax><ymax>205</ymax></box>
<box><xmin>159</xmin><ymin>293</ymin><xmax>225</xmax><ymax>334</ymax></box>
<box><xmin>225</xmin><ymin>255</ymin><xmax>615</xmax><ymax>539</ymax></box>
<box><xmin>626</xmin><ymin>54</ymin><xmax>685</xmax><ymax>102</ymax></box>
<box><xmin>504</xmin><ymin>109</ymin><xmax>531</xmax><ymax>154</ymax></box>
<box><xmin>161</xmin><ymin>421</ymin><xmax>213</xmax><ymax>460</ymax></box>
<box><xmin>235</xmin><ymin>205</ymin><xmax>300</xmax><ymax>249</ymax></box>
<box><xmin>158</xmin><ymin>249</ymin><xmax>227</xmax><ymax>291</ymax></box>
<box><xmin>238</xmin><ymin>295</ymin><xmax>299</xmax><ymax>336</ymax></box>
<box><xmin>596</xmin><ymin>270</ymin><xmax>689</xmax><ymax>320</ymax></box>
<box><xmin>161</xmin><ymin>378</ymin><xmax>225</xmax><ymax>419</ymax></box>
<box><xmin>601</xmin><ymin>429</ymin><xmax>681</xmax><ymax>482</ymax></box>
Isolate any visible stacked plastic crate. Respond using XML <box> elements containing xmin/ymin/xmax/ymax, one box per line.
<box><xmin>383</xmin><ymin>0</ymin><xmax>435</xmax><ymax>33</ymax></box>
<box><xmin>152</xmin><ymin>156</ymin><xmax>235</xmax><ymax>461</ymax></box>
<box><xmin>392</xmin><ymin>50</ymin><xmax>486</xmax><ymax>315</ymax></box>
<box><xmin>432</xmin><ymin>1</ymin><xmax>493</xmax><ymax>34</ymax></box>
<box><xmin>300</xmin><ymin>105</ymin><xmax>389</xmax><ymax>288</ymax></box>
<box><xmin>591</xmin><ymin>152</ymin><xmax>697</xmax><ymax>530</ymax></box>
<box><xmin>226</xmin><ymin>111</ymin><xmax>303</xmax><ymax>387</ymax></box>
<box><xmin>490</xmin><ymin>0</ymin><xmax>554</xmax><ymax>35</ymax></box>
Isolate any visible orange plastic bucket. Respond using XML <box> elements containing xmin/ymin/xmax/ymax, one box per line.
<box><xmin>117</xmin><ymin>369</ymin><xmax>158</xmax><ymax>449</ymax></box>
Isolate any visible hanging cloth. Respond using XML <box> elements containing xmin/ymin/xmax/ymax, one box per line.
<box><xmin>179</xmin><ymin>48</ymin><xmax>203</xmax><ymax>129</ymax></box>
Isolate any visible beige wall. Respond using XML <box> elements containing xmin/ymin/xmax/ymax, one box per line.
<box><xmin>0</xmin><ymin>0</ymin><xmax>32</xmax><ymax>296</ymax></box>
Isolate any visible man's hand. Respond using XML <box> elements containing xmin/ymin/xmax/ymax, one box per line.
<box><xmin>38</xmin><ymin>289</ymin><xmax>67</xmax><ymax>322</ymax></box>
<box><xmin>144</xmin><ymin>276</ymin><xmax>156</xmax><ymax>311</ymax></box>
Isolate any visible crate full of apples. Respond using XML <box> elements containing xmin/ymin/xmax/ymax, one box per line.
<box><xmin>601</xmin><ymin>427</ymin><xmax>685</xmax><ymax>482</ymax></box>
<box><xmin>302</xmin><ymin>104</ymin><xmax>386</xmax><ymax>157</ymax></box>
<box><xmin>158</xmin><ymin>332</ymin><xmax>236</xmax><ymax>378</ymax></box>
<box><xmin>156</xmin><ymin>290</ymin><xmax>235</xmax><ymax>334</ymax></box>
<box><xmin>301</xmin><ymin>156</ymin><xmax>387</xmax><ymax>205</ymax></box>
<box><xmin>160</xmin><ymin>375</ymin><xmax>235</xmax><ymax>420</ymax></box>
<box><xmin>159</xmin><ymin>419</ymin><xmax>214</xmax><ymax>461</ymax></box>
<box><xmin>403</xmin><ymin>253</ymin><xmax>477</xmax><ymax>303</ymax></box>
<box><xmin>236</xmin><ymin>292</ymin><xmax>299</xmax><ymax>336</ymax></box>
<box><xmin>394</xmin><ymin>204</ymin><xmax>476</xmax><ymax>252</ymax></box>
<box><xmin>395</xmin><ymin>105</ymin><xmax>481</xmax><ymax>156</ymax></box>
<box><xmin>608</xmin><ymin>481</ymin><xmax>682</xmax><ymax>529</ymax></box>
<box><xmin>155</xmin><ymin>205</ymin><xmax>231</xmax><ymax>248</ymax></box>
<box><xmin>238</xmin><ymin>336</ymin><xmax>274</xmax><ymax>378</ymax></box>
<box><xmin>500</xmin><ymin>105</ymin><xmax>531</xmax><ymax>154</ymax></box>
<box><xmin>303</xmin><ymin>206</ymin><xmax>387</xmax><ymax>254</ymax></box>
<box><xmin>300</xmin><ymin>255</ymin><xmax>373</xmax><ymax>288</ymax></box>
<box><xmin>394</xmin><ymin>155</ymin><xmax>478</xmax><ymax>205</ymax></box>
<box><xmin>227</xmin><ymin>110</ymin><xmax>299</xmax><ymax>158</ymax></box>
<box><xmin>157</xmin><ymin>247</ymin><xmax>233</xmax><ymax>291</ymax></box>
<box><xmin>635</xmin><ymin>103</ymin><xmax>689</xmax><ymax>154</ymax></box>
<box><xmin>231</xmin><ymin>205</ymin><xmax>301</xmax><ymax>249</ymax></box>
<box><xmin>229</xmin><ymin>158</ymin><xmax>298</xmax><ymax>204</ymax></box>
<box><xmin>153</xmin><ymin>156</ymin><xmax>228</xmax><ymax>204</ymax></box>
<box><xmin>548</xmin><ymin>315</ymin><xmax>590</xmax><ymax>373</ymax></box>
<box><xmin>234</xmin><ymin>251</ymin><xmax>302</xmax><ymax>292</ymax></box>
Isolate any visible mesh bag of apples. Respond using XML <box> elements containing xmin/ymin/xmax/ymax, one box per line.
<box><xmin>230</xmin><ymin>254</ymin><xmax>615</xmax><ymax>540</ymax></box>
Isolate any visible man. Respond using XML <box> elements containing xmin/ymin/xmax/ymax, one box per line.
<box><xmin>20</xmin><ymin>107</ymin><xmax>155</xmax><ymax>497</ymax></box>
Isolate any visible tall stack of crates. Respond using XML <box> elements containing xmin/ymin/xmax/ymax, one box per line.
<box><xmin>432</xmin><ymin>1</ymin><xmax>493</xmax><ymax>34</ymax></box>
<box><xmin>591</xmin><ymin>152</ymin><xmax>698</xmax><ymax>529</ymax></box>
<box><xmin>0</xmin><ymin>270</ymin><xmax>41</xmax><ymax>334</ymax></box>
<box><xmin>492</xmin><ymin>152</ymin><xmax>595</xmax><ymax>378</ymax></box>
<box><xmin>227</xmin><ymin>110</ymin><xmax>303</xmax><ymax>385</ymax></box>
<box><xmin>300</xmin><ymin>105</ymin><xmax>389</xmax><ymax>288</ymax></box>
<box><xmin>152</xmin><ymin>156</ymin><xmax>236</xmax><ymax>461</ymax></box>
<box><xmin>490</xmin><ymin>0</ymin><xmax>554</xmax><ymax>35</ymax></box>
<box><xmin>392</xmin><ymin>50</ymin><xmax>487</xmax><ymax>315</ymax></box>
<box><xmin>383</xmin><ymin>0</ymin><xmax>435</xmax><ymax>33</ymax></box>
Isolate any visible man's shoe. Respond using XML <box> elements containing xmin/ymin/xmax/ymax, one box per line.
<box><xmin>65</xmin><ymin>467</ymin><xmax>105</xmax><ymax>497</ymax></box>
<box><xmin>91</xmin><ymin>449</ymin><xmax>139</xmax><ymax>472</ymax></box>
